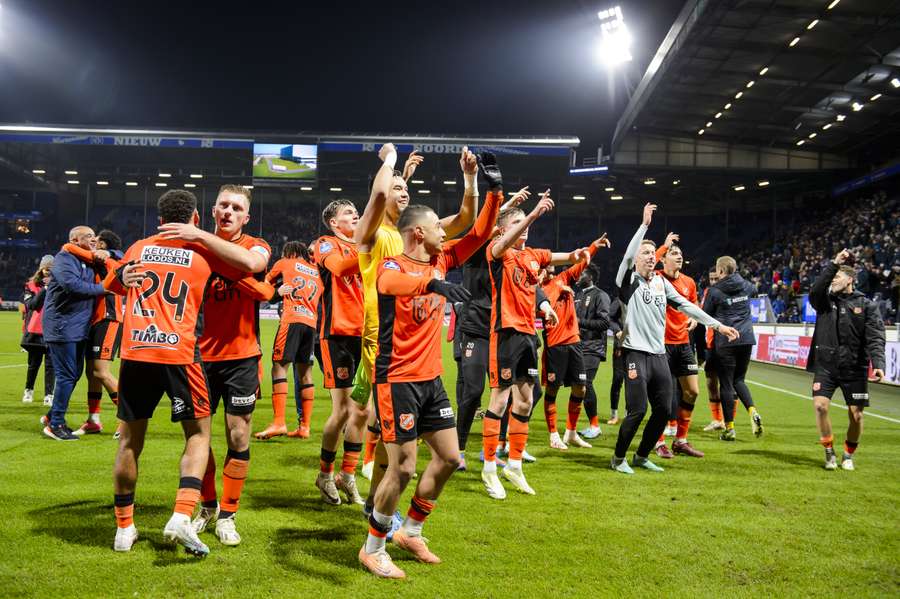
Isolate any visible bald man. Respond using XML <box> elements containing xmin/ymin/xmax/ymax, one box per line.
<box><xmin>41</xmin><ymin>226</ymin><xmax>109</xmax><ymax>441</ymax></box>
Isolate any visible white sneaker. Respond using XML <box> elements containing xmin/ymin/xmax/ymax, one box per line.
<box><xmin>481</xmin><ymin>470</ymin><xmax>507</xmax><ymax>500</ymax></box>
<box><xmin>22</xmin><ymin>389</ymin><xmax>34</xmax><ymax>403</ymax></box>
<box><xmin>549</xmin><ymin>431</ymin><xmax>568</xmax><ymax>450</ymax></box>
<box><xmin>163</xmin><ymin>514</ymin><xmax>209</xmax><ymax>557</ymax></box>
<box><xmin>824</xmin><ymin>455</ymin><xmax>838</xmax><ymax>470</ymax></box>
<box><xmin>664</xmin><ymin>424</ymin><xmax>677</xmax><ymax>437</ymax></box>
<box><xmin>563</xmin><ymin>429</ymin><xmax>592</xmax><ymax>448</ymax></box>
<box><xmin>703</xmin><ymin>420</ymin><xmax>725</xmax><ymax>432</ymax></box>
<box><xmin>113</xmin><ymin>524</ymin><xmax>138</xmax><ymax>552</ymax></box>
<box><xmin>841</xmin><ymin>457</ymin><xmax>855</xmax><ymax>471</ymax></box>
<box><xmin>42</xmin><ymin>394</ymin><xmax>53</xmax><ymax>407</ymax></box>
<box><xmin>502</xmin><ymin>466</ymin><xmax>535</xmax><ymax>495</ymax></box>
<box><xmin>316</xmin><ymin>471</ymin><xmax>341</xmax><ymax>505</ymax></box>
<box><xmin>214</xmin><ymin>517</ymin><xmax>241</xmax><ymax>546</ymax></box>
<box><xmin>191</xmin><ymin>505</ymin><xmax>219</xmax><ymax>534</ymax></box>
<box><xmin>335</xmin><ymin>472</ymin><xmax>365</xmax><ymax>505</ymax></box>
<box><xmin>361</xmin><ymin>461</ymin><xmax>374</xmax><ymax>481</ymax></box>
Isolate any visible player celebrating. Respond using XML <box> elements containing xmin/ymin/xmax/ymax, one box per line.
<box><xmin>702</xmin><ymin>256</ymin><xmax>762</xmax><ymax>441</ymax></box>
<box><xmin>573</xmin><ymin>266</ymin><xmax>612</xmax><ymax>439</ymax></box>
<box><xmin>807</xmin><ymin>249</ymin><xmax>885</xmax><ymax>470</ymax></box>
<box><xmin>480</xmin><ymin>180</ymin><xmax>590</xmax><ymax>499</ymax></box>
<box><xmin>611</xmin><ymin>204</ymin><xmax>737</xmax><ymax>475</ymax></box>
<box><xmin>313</xmin><ymin>200</ymin><xmax>367</xmax><ymax>506</ymax></box>
<box><xmin>183</xmin><ymin>185</ymin><xmax>271</xmax><ymax>547</ymax></box>
<box><xmin>652</xmin><ymin>233</ymin><xmax>704</xmax><ymax>458</ymax></box>
<box><xmin>359</xmin><ymin>186</ymin><xmax>500</xmax><ymax>579</ymax></box>
<box><xmin>107</xmin><ymin>189</ymin><xmax>262</xmax><ymax>555</ymax></box>
<box><xmin>256</xmin><ymin>241</ymin><xmax>321</xmax><ymax>440</ymax></box>
<box><xmin>540</xmin><ymin>236</ymin><xmax>610</xmax><ymax>451</ymax></box>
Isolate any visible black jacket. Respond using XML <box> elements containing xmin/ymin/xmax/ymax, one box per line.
<box><xmin>574</xmin><ymin>285</ymin><xmax>610</xmax><ymax>359</ymax></box>
<box><xmin>702</xmin><ymin>273</ymin><xmax>756</xmax><ymax>347</ymax></box>
<box><xmin>607</xmin><ymin>298</ymin><xmax>624</xmax><ymax>349</ymax></box>
<box><xmin>457</xmin><ymin>240</ymin><xmax>491</xmax><ymax>339</ymax></box>
<box><xmin>806</xmin><ymin>263</ymin><xmax>886</xmax><ymax>376</ymax></box>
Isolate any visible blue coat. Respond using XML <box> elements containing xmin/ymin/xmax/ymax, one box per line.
<box><xmin>42</xmin><ymin>250</ymin><xmax>106</xmax><ymax>343</ymax></box>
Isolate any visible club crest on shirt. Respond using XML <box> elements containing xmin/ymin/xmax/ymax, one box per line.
<box><xmin>813</xmin><ymin>382</ymin><xmax>821</xmax><ymax>391</ymax></box>
<box><xmin>399</xmin><ymin>413</ymin><xmax>415</xmax><ymax>431</ymax></box>
<box><xmin>501</xmin><ymin>368</ymin><xmax>512</xmax><ymax>380</ymax></box>
<box><xmin>547</xmin><ymin>372</ymin><xmax>556</xmax><ymax>382</ymax></box>
<box><xmin>383</xmin><ymin>260</ymin><xmax>401</xmax><ymax>271</ymax></box>
<box><xmin>319</xmin><ymin>240</ymin><xmax>333</xmax><ymax>253</ymax></box>
<box><xmin>336</xmin><ymin>367</ymin><xmax>349</xmax><ymax>379</ymax></box>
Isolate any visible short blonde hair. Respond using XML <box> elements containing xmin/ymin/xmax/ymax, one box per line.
<box><xmin>716</xmin><ymin>256</ymin><xmax>737</xmax><ymax>275</ymax></box>
<box><xmin>640</xmin><ymin>239</ymin><xmax>657</xmax><ymax>249</ymax></box>
<box><xmin>217</xmin><ymin>184</ymin><xmax>252</xmax><ymax>206</ymax></box>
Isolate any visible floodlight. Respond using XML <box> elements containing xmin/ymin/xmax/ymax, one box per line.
<box><xmin>597</xmin><ymin>6</ymin><xmax>633</xmax><ymax>67</ymax></box>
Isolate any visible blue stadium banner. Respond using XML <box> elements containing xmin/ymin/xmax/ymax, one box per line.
<box><xmin>0</xmin><ymin>133</ymin><xmax>253</xmax><ymax>150</ymax></box>
<box><xmin>319</xmin><ymin>142</ymin><xmax>571</xmax><ymax>157</ymax></box>
<box><xmin>832</xmin><ymin>163</ymin><xmax>900</xmax><ymax>196</ymax></box>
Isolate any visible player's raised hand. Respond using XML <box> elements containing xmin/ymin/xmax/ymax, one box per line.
<box><xmin>379</xmin><ymin>143</ymin><xmax>397</xmax><ymax>163</ymax></box>
<box><xmin>478</xmin><ymin>152</ymin><xmax>503</xmax><ymax>191</ymax></box>
<box><xmin>158</xmin><ymin>221</ymin><xmax>203</xmax><ymax>241</ymax></box>
<box><xmin>642</xmin><ymin>203</ymin><xmax>657</xmax><ymax>227</ymax></box>
<box><xmin>664</xmin><ymin>232</ymin><xmax>679</xmax><ymax>247</ymax></box>
<box><xmin>532</xmin><ymin>189</ymin><xmax>554</xmax><ymax>217</ymax></box>
<box><xmin>459</xmin><ymin>146</ymin><xmax>477</xmax><ymax>175</ymax></box>
<box><xmin>427</xmin><ymin>279</ymin><xmax>471</xmax><ymax>303</ymax></box>
<box><xmin>592</xmin><ymin>233</ymin><xmax>611</xmax><ymax>250</ymax></box>
<box><xmin>402</xmin><ymin>150</ymin><xmax>424</xmax><ymax>180</ymax></box>
<box><xmin>506</xmin><ymin>186</ymin><xmax>531</xmax><ymax>209</ymax></box>
<box><xmin>834</xmin><ymin>248</ymin><xmax>851</xmax><ymax>265</ymax></box>
<box><xmin>716</xmin><ymin>325</ymin><xmax>739</xmax><ymax>342</ymax></box>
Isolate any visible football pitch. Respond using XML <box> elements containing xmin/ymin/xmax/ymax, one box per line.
<box><xmin>0</xmin><ymin>312</ymin><xmax>897</xmax><ymax>597</ymax></box>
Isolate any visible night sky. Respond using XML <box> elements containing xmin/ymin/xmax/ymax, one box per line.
<box><xmin>0</xmin><ymin>1</ymin><xmax>681</xmax><ymax>152</ymax></box>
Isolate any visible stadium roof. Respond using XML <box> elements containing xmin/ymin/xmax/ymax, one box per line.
<box><xmin>612</xmin><ymin>0</ymin><xmax>900</xmax><ymax>159</ymax></box>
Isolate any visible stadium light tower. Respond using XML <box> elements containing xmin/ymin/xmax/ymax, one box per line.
<box><xmin>597</xmin><ymin>6</ymin><xmax>633</xmax><ymax>68</ymax></box>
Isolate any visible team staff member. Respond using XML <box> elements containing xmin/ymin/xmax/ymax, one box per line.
<box><xmin>702</xmin><ymin>256</ymin><xmax>762</xmax><ymax>441</ymax></box>
<box><xmin>41</xmin><ymin>227</ymin><xmax>108</xmax><ymax>441</ymax></box>
<box><xmin>573</xmin><ymin>266</ymin><xmax>611</xmax><ymax>439</ymax></box>
<box><xmin>540</xmin><ymin>237</ymin><xmax>610</xmax><ymax>451</ymax></box>
<box><xmin>611</xmin><ymin>204</ymin><xmax>737</xmax><ymax>475</ymax></box>
<box><xmin>106</xmin><ymin>189</ymin><xmax>261</xmax><ymax>556</ymax></box>
<box><xmin>807</xmin><ymin>249</ymin><xmax>885</xmax><ymax>471</ymax></box>
<box><xmin>652</xmin><ymin>234</ymin><xmax>704</xmax><ymax>459</ymax></box>
<box><xmin>360</xmin><ymin>189</ymin><xmax>500</xmax><ymax>579</ymax></box>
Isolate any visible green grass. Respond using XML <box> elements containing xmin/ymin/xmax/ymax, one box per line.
<box><xmin>0</xmin><ymin>311</ymin><xmax>898</xmax><ymax>597</ymax></box>
<box><xmin>252</xmin><ymin>157</ymin><xmax>314</xmax><ymax>179</ymax></box>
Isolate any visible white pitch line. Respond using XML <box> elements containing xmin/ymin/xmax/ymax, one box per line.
<box><xmin>0</xmin><ymin>364</ymin><xmax>25</xmax><ymax>369</ymax></box>
<box><xmin>746</xmin><ymin>379</ymin><xmax>900</xmax><ymax>425</ymax></box>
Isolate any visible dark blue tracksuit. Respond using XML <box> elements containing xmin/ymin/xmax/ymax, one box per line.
<box><xmin>42</xmin><ymin>250</ymin><xmax>105</xmax><ymax>427</ymax></box>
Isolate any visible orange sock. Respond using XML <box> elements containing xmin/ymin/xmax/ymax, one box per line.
<box><xmin>820</xmin><ymin>434</ymin><xmax>834</xmax><ymax>449</ymax></box>
<box><xmin>300</xmin><ymin>384</ymin><xmax>315</xmax><ymax>429</ymax></box>
<box><xmin>734</xmin><ymin>399</ymin><xmax>740</xmax><ymax>417</ymax></box>
<box><xmin>507</xmin><ymin>412</ymin><xmax>529</xmax><ymax>461</ymax></box>
<box><xmin>272</xmin><ymin>378</ymin><xmax>288</xmax><ymax>427</ymax></box>
<box><xmin>220</xmin><ymin>449</ymin><xmax>249</xmax><ymax>517</ymax></box>
<box><xmin>88</xmin><ymin>391</ymin><xmax>102</xmax><ymax>415</ymax></box>
<box><xmin>408</xmin><ymin>495</ymin><xmax>435</xmax><ymax>523</ymax></box>
<box><xmin>589</xmin><ymin>415</ymin><xmax>600</xmax><ymax>427</ymax></box>
<box><xmin>482</xmin><ymin>411</ymin><xmax>502</xmax><ymax>463</ymax></box>
<box><xmin>174</xmin><ymin>477</ymin><xmax>202</xmax><ymax>516</ymax></box>
<box><xmin>364</xmin><ymin>427</ymin><xmax>379</xmax><ymax>464</ymax></box>
<box><xmin>668</xmin><ymin>418</ymin><xmax>677</xmax><ymax>429</ymax></box>
<box><xmin>676</xmin><ymin>403</ymin><xmax>694</xmax><ymax>440</ymax></box>
<box><xmin>543</xmin><ymin>398</ymin><xmax>558</xmax><ymax>433</ymax></box>
<box><xmin>566</xmin><ymin>396</ymin><xmax>583</xmax><ymax>431</ymax></box>
<box><xmin>341</xmin><ymin>440</ymin><xmax>362</xmax><ymax>474</ymax></box>
<box><xmin>200</xmin><ymin>448</ymin><xmax>217</xmax><ymax>504</ymax></box>
<box><xmin>114</xmin><ymin>493</ymin><xmax>134</xmax><ymax>528</ymax></box>
<box><xmin>709</xmin><ymin>401</ymin><xmax>723</xmax><ymax>421</ymax></box>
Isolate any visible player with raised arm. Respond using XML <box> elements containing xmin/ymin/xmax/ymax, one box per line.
<box><xmin>255</xmin><ymin>241</ymin><xmax>321</xmax><ymax>441</ymax></box>
<box><xmin>611</xmin><ymin>204</ymin><xmax>738</xmax><ymax>475</ymax></box>
<box><xmin>107</xmin><ymin>190</ymin><xmax>262</xmax><ymax>555</ymax></box>
<box><xmin>480</xmin><ymin>177</ymin><xmax>591</xmax><ymax>499</ymax></box>
<box><xmin>651</xmin><ymin>233</ymin><xmax>705</xmax><ymax>458</ymax></box>
<box><xmin>539</xmin><ymin>236</ymin><xmax>611</xmax><ymax>451</ymax></box>
<box><xmin>312</xmin><ymin>200</ymin><xmax>367</xmax><ymax>505</ymax></box>
<box><xmin>359</xmin><ymin>185</ymin><xmax>501</xmax><ymax>579</ymax></box>
<box><xmin>806</xmin><ymin>249</ymin><xmax>885</xmax><ymax>470</ymax></box>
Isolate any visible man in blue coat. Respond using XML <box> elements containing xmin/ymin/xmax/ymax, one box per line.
<box><xmin>42</xmin><ymin>226</ymin><xmax>108</xmax><ymax>441</ymax></box>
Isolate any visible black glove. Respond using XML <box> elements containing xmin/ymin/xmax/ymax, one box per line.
<box><xmin>427</xmin><ymin>279</ymin><xmax>472</xmax><ymax>303</ymax></box>
<box><xmin>478</xmin><ymin>151</ymin><xmax>502</xmax><ymax>191</ymax></box>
